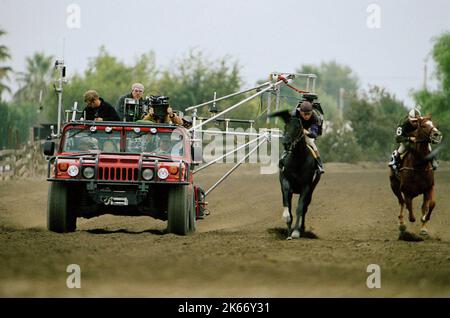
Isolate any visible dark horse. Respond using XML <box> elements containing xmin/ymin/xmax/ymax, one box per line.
<box><xmin>390</xmin><ymin>116</ymin><xmax>442</xmax><ymax>237</ymax></box>
<box><xmin>269</xmin><ymin>110</ymin><xmax>322</xmax><ymax>239</ymax></box>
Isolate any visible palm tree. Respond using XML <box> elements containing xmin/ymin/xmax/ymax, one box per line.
<box><xmin>0</xmin><ymin>29</ymin><xmax>12</xmax><ymax>100</ymax></box>
<box><xmin>15</xmin><ymin>52</ymin><xmax>53</xmax><ymax>103</ymax></box>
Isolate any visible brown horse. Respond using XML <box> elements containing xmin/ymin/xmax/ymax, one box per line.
<box><xmin>390</xmin><ymin>116</ymin><xmax>442</xmax><ymax>237</ymax></box>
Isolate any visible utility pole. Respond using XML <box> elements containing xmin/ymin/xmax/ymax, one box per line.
<box><xmin>423</xmin><ymin>62</ymin><xmax>428</xmax><ymax>91</ymax></box>
<box><xmin>339</xmin><ymin>87</ymin><xmax>345</xmax><ymax>119</ymax></box>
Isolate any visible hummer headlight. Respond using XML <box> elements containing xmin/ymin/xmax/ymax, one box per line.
<box><xmin>142</xmin><ymin>168</ymin><xmax>154</xmax><ymax>180</ymax></box>
<box><xmin>67</xmin><ymin>165</ymin><xmax>79</xmax><ymax>177</ymax></box>
<box><xmin>157</xmin><ymin>168</ymin><xmax>169</xmax><ymax>180</ymax></box>
<box><xmin>83</xmin><ymin>166</ymin><xmax>95</xmax><ymax>179</ymax></box>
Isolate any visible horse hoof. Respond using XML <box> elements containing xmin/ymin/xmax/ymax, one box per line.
<box><xmin>291</xmin><ymin>230</ymin><xmax>300</xmax><ymax>239</ymax></box>
<box><xmin>399</xmin><ymin>224</ymin><xmax>407</xmax><ymax>232</ymax></box>
<box><xmin>409</xmin><ymin>217</ymin><xmax>416</xmax><ymax>223</ymax></box>
<box><xmin>286</xmin><ymin>236</ymin><xmax>292</xmax><ymax>240</ymax></box>
<box><xmin>420</xmin><ymin>229</ymin><xmax>429</xmax><ymax>236</ymax></box>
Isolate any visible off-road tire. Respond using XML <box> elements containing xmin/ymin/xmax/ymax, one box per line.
<box><xmin>47</xmin><ymin>182</ymin><xmax>76</xmax><ymax>233</ymax></box>
<box><xmin>167</xmin><ymin>185</ymin><xmax>191</xmax><ymax>235</ymax></box>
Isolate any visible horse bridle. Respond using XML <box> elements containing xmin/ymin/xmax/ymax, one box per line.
<box><xmin>417</xmin><ymin>118</ymin><xmax>442</xmax><ymax>144</ymax></box>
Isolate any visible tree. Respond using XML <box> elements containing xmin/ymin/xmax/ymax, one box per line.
<box><xmin>0</xmin><ymin>28</ymin><xmax>12</xmax><ymax>100</ymax></box>
<box><xmin>260</xmin><ymin>61</ymin><xmax>360</xmax><ymax>125</ymax></box>
<box><xmin>345</xmin><ymin>86</ymin><xmax>407</xmax><ymax>161</ymax></box>
<box><xmin>295</xmin><ymin>61</ymin><xmax>359</xmax><ymax>119</ymax></box>
<box><xmin>14</xmin><ymin>52</ymin><xmax>54</xmax><ymax>103</ymax></box>
<box><xmin>298</xmin><ymin>61</ymin><xmax>359</xmax><ymax>100</ymax></box>
<box><xmin>43</xmin><ymin>47</ymin><xmax>158</xmax><ymax>121</ymax></box>
<box><xmin>158</xmin><ymin>50</ymin><xmax>242</xmax><ymax>114</ymax></box>
<box><xmin>414</xmin><ymin>32</ymin><xmax>450</xmax><ymax>160</ymax></box>
<box><xmin>0</xmin><ymin>100</ymin><xmax>37</xmax><ymax>149</ymax></box>
<box><xmin>318</xmin><ymin>119</ymin><xmax>363</xmax><ymax>163</ymax></box>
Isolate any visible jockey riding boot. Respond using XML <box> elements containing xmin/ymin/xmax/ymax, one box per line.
<box><xmin>316</xmin><ymin>156</ymin><xmax>325</xmax><ymax>174</ymax></box>
<box><xmin>432</xmin><ymin>158</ymin><xmax>438</xmax><ymax>170</ymax></box>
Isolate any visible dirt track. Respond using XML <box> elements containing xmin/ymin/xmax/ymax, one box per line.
<box><xmin>0</xmin><ymin>163</ymin><xmax>449</xmax><ymax>297</ymax></box>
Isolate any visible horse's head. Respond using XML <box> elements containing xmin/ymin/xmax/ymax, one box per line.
<box><xmin>268</xmin><ymin>110</ymin><xmax>304</xmax><ymax>149</ymax></box>
<box><xmin>416</xmin><ymin>116</ymin><xmax>442</xmax><ymax>144</ymax></box>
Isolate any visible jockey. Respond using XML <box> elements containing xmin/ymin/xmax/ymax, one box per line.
<box><xmin>292</xmin><ymin>100</ymin><xmax>325</xmax><ymax>174</ymax></box>
<box><xmin>388</xmin><ymin>108</ymin><xmax>438</xmax><ymax>172</ymax></box>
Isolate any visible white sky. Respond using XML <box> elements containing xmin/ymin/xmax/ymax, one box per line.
<box><xmin>1</xmin><ymin>0</ymin><xmax>449</xmax><ymax>105</ymax></box>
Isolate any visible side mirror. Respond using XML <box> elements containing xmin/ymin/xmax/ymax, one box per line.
<box><xmin>43</xmin><ymin>140</ymin><xmax>55</xmax><ymax>156</ymax></box>
<box><xmin>191</xmin><ymin>144</ymin><xmax>203</xmax><ymax>164</ymax></box>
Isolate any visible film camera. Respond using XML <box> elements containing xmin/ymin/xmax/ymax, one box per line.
<box><xmin>145</xmin><ymin>95</ymin><xmax>170</xmax><ymax>119</ymax></box>
<box><xmin>123</xmin><ymin>95</ymin><xmax>170</xmax><ymax>122</ymax></box>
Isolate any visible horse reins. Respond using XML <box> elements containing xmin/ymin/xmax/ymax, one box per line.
<box><xmin>287</xmin><ymin>118</ymin><xmax>305</xmax><ymax>153</ymax></box>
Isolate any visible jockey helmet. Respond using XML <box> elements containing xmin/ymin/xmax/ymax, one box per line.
<box><xmin>408</xmin><ymin>108</ymin><xmax>421</xmax><ymax>121</ymax></box>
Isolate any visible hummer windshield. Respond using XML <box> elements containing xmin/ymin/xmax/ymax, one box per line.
<box><xmin>125</xmin><ymin>130</ymin><xmax>184</xmax><ymax>156</ymax></box>
<box><xmin>62</xmin><ymin>128</ymin><xmax>121</xmax><ymax>153</ymax></box>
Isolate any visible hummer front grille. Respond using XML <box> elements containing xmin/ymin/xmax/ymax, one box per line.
<box><xmin>98</xmin><ymin>166</ymin><xmax>139</xmax><ymax>181</ymax></box>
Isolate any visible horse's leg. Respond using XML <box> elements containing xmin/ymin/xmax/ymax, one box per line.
<box><xmin>291</xmin><ymin>186</ymin><xmax>310</xmax><ymax>239</ymax></box>
<box><xmin>404</xmin><ymin>195</ymin><xmax>416</xmax><ymax>223</ymax></box>
<box><xmin>420</xmin><ymin>187</ymin><xmax>435</xmax><ymax>235</ymax></box>
<box><xmin>398</xmin><ymin>203</ymin><xmax>406</xmax><ymax>232</ymax></box>
<box><xmin>281</xmin><ymin>178</ymin><xmax>293</xmax><ymax>238</ymax></box>
<box><xmin>300</xmin><ymin>189</ymin><xmax>314</xmax><ymax>235</ymax></box>
<box><xmin>390</xmin><ymin>173</ymin><xmax>406</xmax><ymax>231</ymax></box>
<box><xmin>427</xmin><ymin>187</ymin><xmax>436</xmax><ymax>219</ymax></box>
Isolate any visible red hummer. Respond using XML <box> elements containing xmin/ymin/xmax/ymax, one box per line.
<box><xmin>44</xmin><ymin>120</ymin><xmax>205</xmax><ymax>235</ymax></box>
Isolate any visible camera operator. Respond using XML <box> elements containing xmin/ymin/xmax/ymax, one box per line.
<box><xmin>115</xmin><ymin>83</ymin><xmax>145</xmax><ymax>121</ymax></box>
<box><xmin>140</xmin><ymin>99</ymin><xmax>183</xmax><ymax>125</ymax></box>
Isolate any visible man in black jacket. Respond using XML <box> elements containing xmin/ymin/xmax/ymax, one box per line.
<box><xmin>116</xmin><ymin>83</ymin><xmax>145</xmax><ymax>121</ymax></box>
<box><xmin>83</xmin><ymin>90</ymin><xmax>120</xmax><ymax>121</ymax></box>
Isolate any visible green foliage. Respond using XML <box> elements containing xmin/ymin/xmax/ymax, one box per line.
<box><xmin>158</xmin><ymin>50</ymin><xmax>242</xmax><ymax>114</ymax></box>
<box><xmin>3</xmin><ymin>41</ymin><xmax>438</xmax><ymax>167</ymax></box>
<box><xmin>432</xmin><ymin>32</ymin><xmax>450</xmax><ymax>90</ymax></box>
<box><xmin>297</xmin><ymin>61</ymin><xmax>359</xmax><ymax>101</ymax></box>
<box><xmin>318</xmin><ymin>119</ymin><xmax>363</xmax><ymax>163</ymax></box>
<box><xmin>0</xmin><ymin>28</ymin><xmax>12</xmax><ymax>100</ymax></box>
<box><xmin>41</xmin><ymin>48</ymin><xmax>243</xmax><ymax>124</ymax></box>
<box><xmin>14</xmin><ymin>52</ymin><xmax>54</xmax><ymax>104</ymax></box>
<box><xmin>0</xmin><ymin>101</ymin><xmax>37</xmax><ymax>149</ymax></box>
<box><xmin>43</xmin><ymin>47</ymin><xmax>158</xmax><ymax>121</ymax></box>
<box><xmin>344</xmin><ymin>86</ymin><xmax>407</xmax><ymax>161</ymax></box>
<box><xmin>414</xmin><ymin>32</ymin><xmax>450</xmax><ymax>160</ymax></box>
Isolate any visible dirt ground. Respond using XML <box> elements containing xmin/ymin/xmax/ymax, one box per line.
<box><xmin>0</xmin><ymin>162</ymin><xmax>449</xmax><ymax>297</ymax></box>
